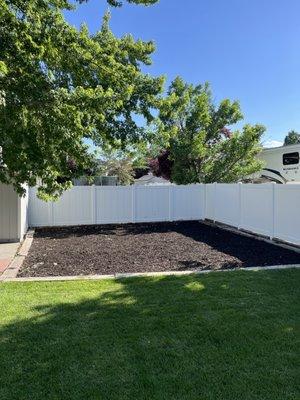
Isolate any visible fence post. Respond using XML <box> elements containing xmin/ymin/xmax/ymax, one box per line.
<box><xmin>203</xmin><ymin>183</ymin><xmax>206</xmax><ymax>221</ymax></box>
<box><xmin>49</xmin><ymin>197</ymin><xmax>54</xmax><ymax>226</ymax></box>
<box><xmin>270</xmin><ymin>182</ymin><xmax>276</xmax><ymax>240</ymax></box>
<box><xmin>132</xmin><ymin>185</ymin><xmax>136</xmax><ymax>223</ymax></box>
<box><xmin>91</xmin><ymin>185</ymin><xmax>96</xmax><ymax>224</ymax></box>
<box><xmin>238</xmin><ymin>182</ymin><xmax>242</xmax><ymax>230</ymax></box>
<box><xmin>95</xmin><ymin>185</ymin><xmax>98</xmax><ymax>224</ymax></box>
<box><xmin>168</xmin><ymin>185</ymin><xmax>173</xmax><ymax>221</ymax></box>
<box><xmin>213</xmin><ymin>182</ymin><xmax>217</xmax><ymax>223</ymax></box>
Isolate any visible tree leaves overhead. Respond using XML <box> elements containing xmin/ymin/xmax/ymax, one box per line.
<box><xmin>0</xmin><ymin>0</ymin><xmax>265</xmax><ymax>198</ymax></box>
<box><xmin>150</xmin><ymin>77</ymin><xmax>265</xmax><ymax>184</ymax></box>
<box><xmin>0</xmin><ymin>0</ymin><xmax>163</xmax><ymax>198</ymax></box>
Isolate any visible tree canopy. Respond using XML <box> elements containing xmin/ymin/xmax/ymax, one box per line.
<box><xmin>1</xmin><ymin>0</ymin><xmax>266</xmax><ymax>196</ymax></box>
<box><xmin>0</xmin><ymin>0</ymin><xmax>163</xmax><ymax>198</ymax></box>
<box><xmin>149</xmin><ymin>77</ymin><xmax>265</xmax><ymax>184</ymax></box>
<box><xmin>95</xmin><ymin>149</ymin><xmax>134</xmax><ymax>185</ymax></box>
<box><xmin>284</xmin><ymin>130</ymin><xmax>300</xmax><ymax>146</ymax></box>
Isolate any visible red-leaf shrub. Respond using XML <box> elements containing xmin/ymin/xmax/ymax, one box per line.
<box><xmin>149</xmin><ymin>150</ymin><xmax>173</xmax><ymax>180</ymax></box>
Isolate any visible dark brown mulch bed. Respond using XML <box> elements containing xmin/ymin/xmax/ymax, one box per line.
<box><xmin>19</xmin><ymin>221</ymin><xmax>300</xmax><ymax>277</ymax></box>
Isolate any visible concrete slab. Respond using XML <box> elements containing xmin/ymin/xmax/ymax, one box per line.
<box><xmin>0</xmin><ymin>231</ymin><xmax>34</xmax><ymax>279</ymax></box>
<box><xmin>0</xmin><ymin>259</ymin><xmax>11</xmax><ymax>272</ymax></box>
<box><xmin>0</xmin><ymin>242</ymin><xmax>20</xmax><ymax>276</ymax></box>
<box><xmin>0</xmin><ymin>242</ymin><xmax>20</xmax><ymax>259</ymax></box>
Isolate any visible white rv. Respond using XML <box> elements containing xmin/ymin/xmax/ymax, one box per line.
<box><xmin>254</xmin><ymin>144</ymin><xmax>300</xmax><ymax>183</ymax></box>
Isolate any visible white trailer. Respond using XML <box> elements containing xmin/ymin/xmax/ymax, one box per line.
<box><xmin>254</xmin><ymin>144</ymin><xmax>300</xmax><ymax>183</ymax></box>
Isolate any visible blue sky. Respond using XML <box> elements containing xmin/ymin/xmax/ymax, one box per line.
<box><xmin>65</xmin><ymin>0</ymin><xmax>300</xmax><ymax>147</ymax></box>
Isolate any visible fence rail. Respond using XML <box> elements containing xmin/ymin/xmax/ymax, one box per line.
<box><xmin>29</xmin><ymin>183</ymin><xmax>300</xmax><ymax>246</ymax></box>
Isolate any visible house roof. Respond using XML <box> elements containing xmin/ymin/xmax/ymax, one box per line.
<box><xmin>134</xmin><ymin>172</ymin><xmax>170</xmax><ymax>185</ymax></box>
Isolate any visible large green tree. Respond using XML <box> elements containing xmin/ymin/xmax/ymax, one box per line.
<box><xmin>150</xmin><ymin>77</ymin><xmax>265</xmax><ymax>184</ymax></box>
<box><xmin>284</xmin><ymin>130</ymin><xmax>300</xmax><ymax>146</ymax></box>
<box><xmin>0</xmin><ymin>0</ymin><xmax>162</xmax><ymax>198</ymax></box>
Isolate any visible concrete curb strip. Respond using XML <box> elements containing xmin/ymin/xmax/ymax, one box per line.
<box><xmin>1</xmin><ymin>263</ymin><xmax>300</xmax><ymax>283</ymax></box>
<box><xmin>18</xmin><ymin>237</ymin><xmax>33</xmax><ymax>257</ymax></box>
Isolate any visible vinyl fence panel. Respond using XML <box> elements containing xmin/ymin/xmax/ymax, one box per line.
<box><xmin>134</xmin><ymin>186</ymin><xmax>170</xmax><ymax>223</ymax></box>
<box><xmin>28</xmin><ymin>188</ymin><xmax>51</xmax><ymax>227</ymax></box>
<box><xmin>274</xmin><ymin>185</ymin><xmax>300</xmax><ymax>245</ymax></box>
<box><xmin>205</xmin><ymin>183</ymin><xmax>300</xmax><ymax>246</ymax></box>
<box><xmin>29</xmin><ymin>184</ymin><xmax>205</xmax><ymax>227</ymax></box>
<box><xmin>214</xmin><ymin>184</ymin><xmax>240</xmax><ymax>227</ymax></box>
<box><xmin>240</xmin><ymin>184</ymin><xmax>274</xmax><ymax>237</ymax></box>
<box><xmin>95</xmin><ymin>186</ymin><xmax>132</xmax><ymax>224</ymax></box>
<box><xmin>172</xmin><ymin>185</ymin><xmax>205</xmax><ymax>221</ymax></box>
<box><xmin>52</xmin><ymin>187</ymin><xmax>93</xmax><ymax>226</ymax></box>
<box><xmin>205</xmin><ymin>184</ymin><xmax>215</xmax><ymax>220</ymax></box>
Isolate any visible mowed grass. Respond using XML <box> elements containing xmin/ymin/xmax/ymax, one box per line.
<box><xmin>0</xmin><ymin>270</ymin><xmax>299</xmax><ymax>400</ymax></box>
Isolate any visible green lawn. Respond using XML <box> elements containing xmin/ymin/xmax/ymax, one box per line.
<box><xmin>0</xmin><ymin>270</ymin><xmax>299</xmax><ymax>400</ymax></box>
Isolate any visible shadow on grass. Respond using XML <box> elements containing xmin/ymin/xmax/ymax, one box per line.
<box><xmin>0</xmin><ymin>270</ymin><xmax>299</xmax><ymax>400</ymax></box>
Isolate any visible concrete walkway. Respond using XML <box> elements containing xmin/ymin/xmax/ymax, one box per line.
<box><xmin>0</xmin><ymin>242</ymin><xmax>20</xmax><ymax>274</ymax></box>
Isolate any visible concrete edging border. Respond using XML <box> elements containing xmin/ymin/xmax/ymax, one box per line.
<box><xmin>1</xmin><ymin>263</ymin><xmax>300</xmax><ymax>283</ymax></box>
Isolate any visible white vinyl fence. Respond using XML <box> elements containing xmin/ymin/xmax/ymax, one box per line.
<box><xmin>205</xmin><ymin>183</ymin><xmax>300</xmax><ymax>246</ymax></box>
<box><xmin>29</xmin><ymin>185</ymin><xmax>205</xmax><ymax>227</ymax></box>
<box><xmin>28</xmin><ymin>183</ymin><xmax>300</xmax><ymax>246</ymax></box>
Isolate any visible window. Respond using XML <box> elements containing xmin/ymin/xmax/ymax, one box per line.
<box><xmin>283</xmin><ymin>152</ymin><xmax>299</xmax><ymax>165</ymax></box>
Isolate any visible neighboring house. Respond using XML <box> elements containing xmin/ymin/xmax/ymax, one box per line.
<box><xmin>134</xmin><ymin>172</ymin><xmax>171</xmax><ymax>185</ymax></box>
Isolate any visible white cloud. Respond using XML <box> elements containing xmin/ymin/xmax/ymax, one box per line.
<box><xmin>263</xmin><ymin>139</ymin><xmax>283</xmax><ymax>148</ymax></box>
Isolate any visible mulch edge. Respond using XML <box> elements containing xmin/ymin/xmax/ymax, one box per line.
<box><xmin>1</xmin><ymin>263</ymin><xmax>300</xmax><ymax>283</ymax></box>
<box><xmin>202</xmin><ymin>219</ymin><xmax>300</xmax><ymax>254</ymax></box>
<box><xmin>0</xmin><ymin>229</ymin><xmax>35</xmax><ymax>280</ymax></box>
